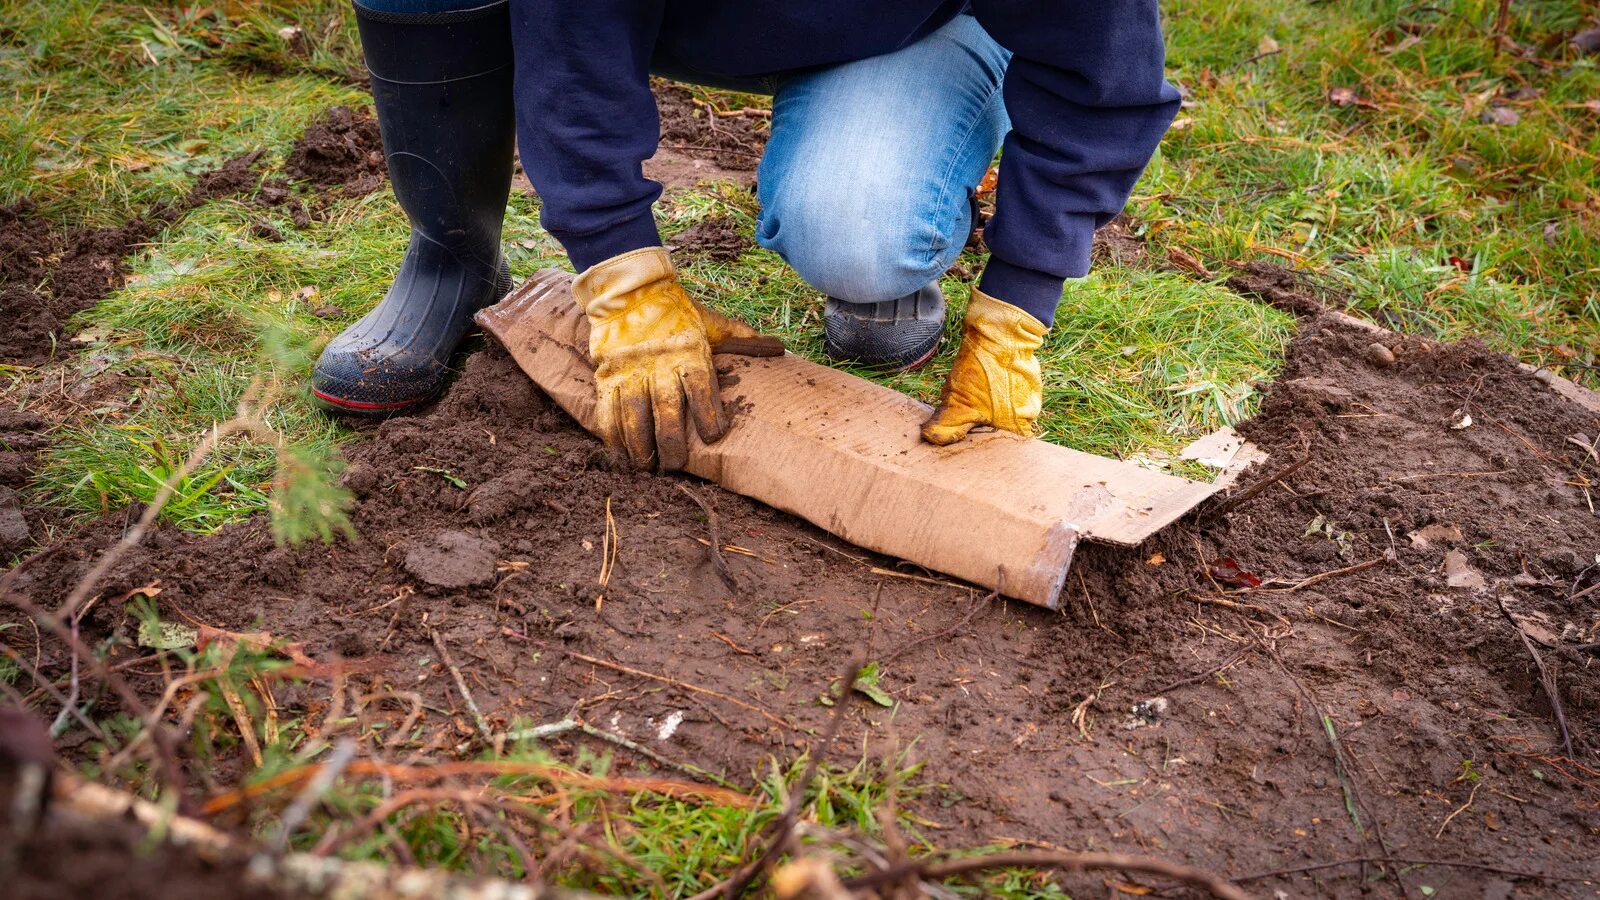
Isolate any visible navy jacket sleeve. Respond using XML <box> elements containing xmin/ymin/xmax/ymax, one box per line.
<box><xmin>511</xmin><ymin>0</ymin><xmax>667</xmax><ymax>271</ymax></box>
<box><xmin>972</xmin><ymin>0</ymin><xmax>1181</xmax><ymax>323</ymax></box>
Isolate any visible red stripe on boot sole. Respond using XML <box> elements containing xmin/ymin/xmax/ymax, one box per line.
<box><xmin>312</xmin><ymin>388</ymin><xmax>423</xmax><ymax>412</ymax></box>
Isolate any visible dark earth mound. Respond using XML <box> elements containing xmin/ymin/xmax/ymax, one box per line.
<box><xmin>668</xmin><ymin>214</ymin><xmax>753</xmax><ymax>263</ymax></box>
<box><xmin>9</xmin><ymin>303</ymin><xmax>1599</xmax><ymax>895</ymax></box>
<box><xmin>653</xmin><ymin>81</ymin><xmax>768</xmax><ymax>173</ymax></box>
<box><xmin>282</xmin><ymin>105</ymin><xmax>386</xmax><ymax>197</ymax></box>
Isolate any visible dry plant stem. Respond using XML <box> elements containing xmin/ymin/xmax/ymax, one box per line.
<box><xmin>1210</xmin><ymin>450</ymin><xmax>1310</xmax><ymax>518</ymax></box>
<box><xmin>1259</xmin><ymin>636</ymin><xmax>1401</xmax><ymax>894</ymax></box>
<box><xmin>703</xmin><ymin>657</ymin><xmax>865</xmax><ymax>900</ymax></box>
<box><xmin>1234</xmin><ymin>854</ymin><xmax>1585</xmax><ymax>885</ymax></box>
<box><xmin>1495</xmin><ymin>595</ymin><xmax>1575</xmax><ymax>759</ymax></box>
<box><xmin>431</xmin><ymin>628</ymin><xmax>495</xmax><ymax>745</ymax></box>
<box><xmin>881</xmin><ymin>578</ymin><xmax>1000</xmax><ymax>667</ymax></box>
<box><xmin>1148</xmin><ymin>647</ymin><xmax>1252</xmax><ymax>696</ymax></box>
<box><xmin>678</xmin><ymin>484</ymin><xmax>736</xmax><ymax>590</ymax></box>
<box><xmin>272</xmin><ymin>738</ymin><xmax>358</xmax><ymax>854</ymax></box>
<box><xmin>0</xmin><ymin>643</ymin><xmax>106</xmax><ymax>740</ymax></box>
<box><xmin>840</xmin><ymin>850</ymin><xmax>1250</xmax><ymax>900</ymax></box>
<box><xmin>3</xmin><ymin>590</ymin><xmax>189</xmax><ymax>806</ymax></box>
<box><xmin>504</xmin><ymin>632</ymin><xmax>795</xmax><ymax>731</ymax></box>
<box><xmin>203</xmin><ymin>757</ymin><xmax>755</xmax><ymax>815</ymax></box>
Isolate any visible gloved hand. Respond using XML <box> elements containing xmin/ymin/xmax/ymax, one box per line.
<box><xmin>921</xmin><ymin>288</ymin><xmax>1047</xmax><ymax>446</ymax></box>
<box><xmin>574</xmin><ymin>247</ymin><xmax>783</xmax><ymax>471</ymax></box>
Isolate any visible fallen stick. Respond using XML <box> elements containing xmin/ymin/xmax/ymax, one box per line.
<box><xmin>691</xmin><ymin>657</ymin><xmax>865</xmax><ymax>900</ymax></box>
<box><xmin>55</xmin><ymin>774</ymin><xmax>597</xmax><ymax>899</ymax></box>
<box><xmin>431</xmin><ymin>628</ymin><xmax>496</xmax><ymax>745</ymax></box>
<box><xmin>1495</xmin><ymin>595</ymin><xmax>1575</xmax><ymax>759</ymax></box>
<box><xmin>502</xmin><ymin>631</ymin><xmax>795</xmax><ymax>732</ymax></box>
<box><xmin>840</xmin><ymin>850</ymin><xmax>1251</xmax><ymax>900</ymax></box>
<box><xmin>679</xmin><ymin>484</ymin><xmax>737</xmax><ymax>591</ymax></box>
<box><xmin>880</xmin><ymin>580</ymin><xmax>999</xmax><ymax>667</ymax></box>
<box><xmin>201</xmin><ymin>757</ymin><xmax>756</xmax><ymax>816</ymax></box>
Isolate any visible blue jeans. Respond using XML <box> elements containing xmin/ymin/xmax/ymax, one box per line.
<box><xmin>756</xmin><ymin>15</ymin><xmax>1009</xmax><ymax>303</ymax></box>
<box><xmin>359</xmin><ymin>4</ymin><xmax>1010</xmax><ymax>304</ymax></box>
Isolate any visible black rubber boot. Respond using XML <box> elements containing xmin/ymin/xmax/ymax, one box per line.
<box><xmin>823</xmin><ymin>282</ymin><xmax>946</xmax><ymax>370</ymax></box>
<box><xmin>312</xmin><ymin>0</ymin><xmax>515</xmax><ymax>415</ymax></box>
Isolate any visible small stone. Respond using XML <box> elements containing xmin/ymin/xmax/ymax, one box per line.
<box><xmin>404</xmin><ymin>531</ymin><xmax>499</xmax><ymax>589</ymax></box>
<box><xmin>1365</xmin><ymin>342</ymin><xmax>1395</xmax><ymax>367</ymax></box>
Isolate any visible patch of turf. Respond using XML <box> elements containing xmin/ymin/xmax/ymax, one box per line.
<box><xmin>1144</xmin><ymin>0</ymin><xmax>1600</xmax><ymax>378</ymax></box>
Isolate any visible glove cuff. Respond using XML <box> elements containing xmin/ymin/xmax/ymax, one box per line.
<box><xmin>574</xmin><ymin>246</ymin><xmax>678</xmax><ymax>318</ymax></box>
<box><xmin>967</xmin><ymin>288</ymin><xmax>1048</xmax><ymax>346</ymax></box>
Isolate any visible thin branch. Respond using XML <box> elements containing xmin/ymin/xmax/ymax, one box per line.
<box><xmin>842</xmin><ymin>850</ymin><xmax>1249</xmax><ymax>900</ymax></box>
<box><xmin>1495</xmin><ymin>595</ymin><xmax>1574</xmax><ymax>759</ymax></box>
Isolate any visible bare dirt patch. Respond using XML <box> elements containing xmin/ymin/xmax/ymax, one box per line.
<box><xmin>0</xmin><ymin>151</ymin><xmax>267</xmax><ymax>369</ymax></box>
<box><xmin>8</xmin><ymin>286</ymin><xmax>1599</xmax><ymax>894</ymax></box>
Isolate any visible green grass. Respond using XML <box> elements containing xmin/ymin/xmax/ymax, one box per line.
<box><xmin>1144</xmin><ymin>0</ymin><xmax>1600</xmax><ymax>369</ymax></box>
<box><xmin>9</xmin><ymin>1</ymin><xmax>1600</xmax><ymax>892</ymax></box>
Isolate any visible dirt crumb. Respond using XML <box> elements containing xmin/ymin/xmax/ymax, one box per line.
<box><xmin>284</xmin><ymin>105</ymin><xmax>386</xmax><ymax>197</ymax></box>
<box><xmin>653</xmin><ymin>81</ymin><xmax>766</xmax><ymax>173</ymax></box>
<box><xmin>404</xmin><ymin>530</ymin><xmax>499</xmax><ymax>588</ymax></box>
<box><xmin>669</xmin><ymin>215</ymin><xmax>752</xmax><ymax>263</ymax></box>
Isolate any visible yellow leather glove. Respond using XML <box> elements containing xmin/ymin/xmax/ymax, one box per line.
<box><xmin>921</xmin><ymin>289</ymin><xmax>1046</xmax><ymax>446</ymax></box>
<box><xmin>574</xmin><ymin>247</ymin><xmax>783</xmax><ymax>471</ymax></box>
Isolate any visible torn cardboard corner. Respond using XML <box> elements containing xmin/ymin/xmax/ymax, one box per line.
<box><xmin>477</xmin><ymin>270</ymin><xmax>1262</xmax><ymax>609</ymax></box>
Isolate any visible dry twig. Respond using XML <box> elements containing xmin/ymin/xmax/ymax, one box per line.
<box><xmin>1495</xmin><ymin>595</ymin><xmax>1575</xmax><ymax>759</ymax></box>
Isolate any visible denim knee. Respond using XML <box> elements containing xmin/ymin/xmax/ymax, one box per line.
<box><xmin>757</xmin><ymin>189</ymin><xmax>966</xmax><ymax>303</ymax></box>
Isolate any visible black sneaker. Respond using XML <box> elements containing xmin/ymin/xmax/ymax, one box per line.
<box><xmin>823</xmin><ymin>282</ymin><xmax>945</xmax><ymax>371</ymax></box>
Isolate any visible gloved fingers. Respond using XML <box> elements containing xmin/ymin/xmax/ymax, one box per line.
<box><xmin>698</xmin><ymin>304</ymin><xmax>786</xmax><ymax>357</ymax></box>
<box><xmin>679</xmin><ymin>365</ymin><xmax>730</xmax><ymax>446</ymax></box>
<box><xmin>650</xmin><ymin>371</ymin><xmax>691</xmax><ymax>473</ymax></box>
<box><xmin>711</xmin><ymin>334</ymin><xmax>786</xmax><ymax>357</ymax></box>
<box><xmin>611</xmin><ymin>378</ymin><xmax>659</xmax><ymax>470</ymax></box>
<box><xmin>921</xmin><ymin>403</ymin><xmax>987</xmax><ymax>446</ymax></box>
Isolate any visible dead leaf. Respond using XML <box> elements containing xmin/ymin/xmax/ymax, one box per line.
<box><xmin>196</xmin><ymin>626</ymin><xmax>318</xmax><ymax>668</ymax></box>
<box><xmin>1446</xmin><ymin>255</ymin><xmax>1473</xmax><ymax>273</ymax></box>
<box><xmin>1408</xmin><ymin>523</ymin><xmax>1464</xmax><ymax>548</ymax></box>
<box><xmin>1166</xmin><ymin>247</ymin><xmax>1213</xmax><ymax>278</ymax></box>
<box><xmin>1327</xmin><ymin>86</ymin><xmax>1361</xmax><ymax>107</ymax></box>
<box><xmin>1257</xmin><ymin>34</ymin><xmax>1281</xmax><ymax>55</ymax></box>
<box><xmin>1167</xmin><ymin>116</ymin><xmax>1194</xmax><ymax>131</ymax></box>
<box><xmin>1146</xmin><ymin>552</ymin><xmax>1166</xmax><ymax>566</ymax></box>
<box><xmin>1108</xmin><ymin>880</ymin><xmax>1155</xmax><ymax>896</ymax></box>
<box><xmin>1571</xmin><ymin>28</ymin><xmax>1600</xmax><ymax>54</ymax></box>
<box><xmin>1479</xmin><ymin>107</ymin><xmax>1520</xmax><ymax>126</ymax></box>
<box><xmin>1383</xmin><ymin>34</ymin><xmax>1423</xmax><ymax>55</ymax></box>
<box><xmin>1209</xmin><ymin>557</ymin><xmax>1263</xmax><ymax>589</ymax></box>
<box><xmin>1442</xmin><ymin>550</ymin><xmax>1486</xmax><ymax>590</ymax></box>
<box><xmin>293</xmin><ymin>285</ymin><xmax>320</xmax><ymax>302</ymax></box>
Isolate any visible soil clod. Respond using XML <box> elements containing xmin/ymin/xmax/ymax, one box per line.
<box><xmin>404</xmin><ymin>530</ymin><xmax>499</xmax><ymax>589</ymax></box>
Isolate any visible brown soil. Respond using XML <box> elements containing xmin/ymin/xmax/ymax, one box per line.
<box><xmin>9</xmin><ymin>297</ymin><xmax>1600</xmax><ymax>894</ymax></box>
<box><xmin>282</xmin><ymin>105</ymin><xmax>386</xmax><ymax>197</ymax></box>
<box><xmin>7</xmin><ymin>103</ymin><xmax>1600</xmax><ymax>895</ymax></box>
<box><xmin>669</xmin><ymin>214</ymin><xmax>753</xmax><ymax>262</ymax></box>
<box><xmin>0</xmin><ymin>151</ymin><xmax>267</xmax><ymax>368</ymax></box>
<box><xmin>650</xmin><ymin>81</ymin><xmax>767</xmax><ymax>188</ymax></box>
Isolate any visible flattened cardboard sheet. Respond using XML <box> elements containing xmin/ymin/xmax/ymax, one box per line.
<box><xmin>479</xmin><ymin>271</ymin><xmax>1252</xmax><ymax>608</ymax></box>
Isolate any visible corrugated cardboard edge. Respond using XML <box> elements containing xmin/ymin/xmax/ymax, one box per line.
<box><xmin>478</xmin><ymin>270</ymin><xmax>1264</xmax><ymax>608</ymax></box>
